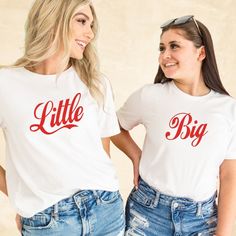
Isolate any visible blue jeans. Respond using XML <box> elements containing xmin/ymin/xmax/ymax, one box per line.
<box><xmin>21</xmin><ymin>190</ymin><xmax>125</xmax><ymax>236</ymax></box>
<box><xmin>125</xmin><ymin>178</ymin><xmax>217</xmax><ymax>236</ymax></box>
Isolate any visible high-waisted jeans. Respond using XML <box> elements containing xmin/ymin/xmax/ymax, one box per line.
<box><xmin>21</xmin><ymin>190</ymin><xmax>125</xmax><ymax>236</ymax></box>
<box><xmin>125</xmin><ymin>178</ymin><xmax>217</xmax><ymax>236</ymax></box>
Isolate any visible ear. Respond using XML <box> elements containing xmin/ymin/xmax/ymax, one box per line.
<box><xmin>198</xmin><ymin>46</ymin><xmax>206</xmax><ymax>61</ymax></box>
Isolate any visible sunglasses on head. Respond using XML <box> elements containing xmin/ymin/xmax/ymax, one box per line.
<box><xmin>160</xmin><ymin>15</ymin><xmax>202</xmax><ymax>37</ymax></box>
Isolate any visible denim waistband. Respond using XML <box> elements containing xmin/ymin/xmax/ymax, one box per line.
<box><xmin>40</xmin><ymin>190</ymin><xmax>119</xmax><ymax>218</ymax></box>
<box><xmin>137</xmin><ymin>178</ymin><xmax>216</xmax><ymax>215</ymax></box>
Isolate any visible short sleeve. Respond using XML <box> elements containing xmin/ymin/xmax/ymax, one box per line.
<box><xmin>225</xmin><ymin>122</ymin><xmax>236</xmax><ymax>159</ymax></box>
<box><xmin>117</xmin><ymin>87</ymin><xmax>144</xmax><ymax>131</ymax></box>
<box><xmin>98</xmin><ymin>77</ymin><xmax>120</xmax><ymax>137</ymax></box>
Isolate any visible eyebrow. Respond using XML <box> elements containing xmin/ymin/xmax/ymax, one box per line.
<box><xmin>160</xmin><ymin>40</ymin><xmax>181</xmax><ymax>45</ymax></box>
<box><xmin>73</xmin><ymin>12</ymin><xmax>91</xmax><ymax>20</ymax></box>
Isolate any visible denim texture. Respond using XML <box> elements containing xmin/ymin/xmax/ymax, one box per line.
<box><xmin>21</xmin><ymin>190</ymin><xmax>125</xmax><ymax>236</ymax></box>
<box><xmin>125</xmin><ymin>178</ymin><xmax>217</xmax><ymax>236</ymax></box>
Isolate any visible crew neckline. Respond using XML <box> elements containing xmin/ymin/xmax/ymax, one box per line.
<box><xmin>20</xmin><ymin>66</ymin><xmax>74</xmax><ymax>79</ymax></box>
<box><xmin>170</xmin><ymin>80</ymin><xmax>214</xmax><ymax>100</ymax></box>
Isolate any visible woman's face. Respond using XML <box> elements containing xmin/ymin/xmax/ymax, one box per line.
<box><xmin>158</xmin><ymin>29</ymin><xmax>204</xmax><ymax>82</ymax></box>
<box><xmin>69</xmin><ymin>4</ymin><xmax>94</xmax><ymax>60</ymax></box>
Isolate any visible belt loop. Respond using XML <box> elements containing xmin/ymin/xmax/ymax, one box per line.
<box><xmin>196</xmin><ymin>202</ymin><xmax>202</xmax><ymax>216</ymax></box>
<box><xmin>92</xmin><ymin>190</ymin><xmax>101</xmax><ymax>204</ymax></box>
<box><xmin>152</xmin><ymin>191</ymin><xmax>160</xmax><ymax>207</ymax></box>
<box><xmin>52</xmin><ymin>203</ymin><xmax>59</xmax><ymax>220</ymax></box>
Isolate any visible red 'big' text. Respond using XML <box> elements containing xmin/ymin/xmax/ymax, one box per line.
<box><xmin>165</xmin><ymin>112</ymin><xmax>208</xmax><ymax>147</ymax></box>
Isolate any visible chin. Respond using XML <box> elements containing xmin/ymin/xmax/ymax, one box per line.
<box><xmin>164</xmin><ymin>73</ymin><xmax>176</xmax><ymax>79</ymax></box>
<box><xmin>71</xmin><ymin>55</ymin><xmax>83</xmax><ymax>60</ymax></box>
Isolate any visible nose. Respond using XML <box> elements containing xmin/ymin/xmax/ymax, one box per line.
<box><xmin>163</xmin><ymin>49</ymin><xmax>171</xmax><ymax>59</ymax></box>
<box><xmin>85</xmin><ymin>26</ymin><xmax>94</xmax><ymax>41</ymax></box>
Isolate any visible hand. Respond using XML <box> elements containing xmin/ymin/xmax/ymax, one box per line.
<box><xmin>15</xmin><ymin>214</ymin><xmax>22</xmax><ymax>232</ymax></box>
<box><xmin>133</xmin><ymin>160</ymin><xmax>140</xmax><ymax>189</ymax></box>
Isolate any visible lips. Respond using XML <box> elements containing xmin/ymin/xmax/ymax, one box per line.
<box><xmin>164</xmin><ymin>62</ymin><xmax>177</xmax><ymax>68</ymax></box>
<box><xmin>75</xmin><ymin>40</ymin><xmax>88</xmax><ymax>50</ymax></box>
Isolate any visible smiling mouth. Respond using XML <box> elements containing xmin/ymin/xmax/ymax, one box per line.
<box><xmin>164</xmin><ymin>62</ymin><xmax>177</xmax><ymax>68</ymax></box>
<box><xmin>75</xmin><ymin>40</ymin><xmax>87</xmax><ymax>50</ymax></box>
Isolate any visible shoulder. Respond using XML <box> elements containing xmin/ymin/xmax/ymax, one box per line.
<box><xmin>120</xmin><ymin>83</ymin><xmax>167</xmax><ymax>108</ymax></box>
<box><xmin>212</xmin><ymin>92</ymin><xmax>236</xmax><ymax>123</ymax></box>
<box><xmin>212</xmin><ymin>92</ymin><xmax>236</xmax><ymax>107</ymax></box>
<box><xmin>0</xmin><ymin>67</ymin><xmax>20</xmax><ymax>84</ymax></box>
<box><xmin>0</xmin><ymin>67</ymin><xmax>23</xmax><ymax>78</ymax></box>
<box><xmin>0</xmin><ymin>66</ymin><xmax>22</xmax><ymax>73</ymax></box>
<box><xmin>0</xmin><ymin>67</ymin><xmax>12</xmax><ymax>76</ymax></box>
<box><xmin>99</xmin><ymin>75</ymin><xmax>111</xmax><ymax>88</ymax></box>
<box><xmin>141</xmin><ymin>82</ymin><xmax>168</xmax><ymax>93</ymax></box>
<box><xmin>133</xmin><ymin>82</ymin><xmax>169</xmax><ymax>101</ymax></box>
<box><xmin>98</xmin><ymin>75</ymin><xmax>113</xmax><ymax>95</ymax></box>
<box><xmin>224</xmin><ymin>95</ymin><xmax>236</xmax><ymax>116</ymax></box>
<box><xmin>97</xmin><ymin>76</ymin><xmax>116</xmax><ymax>106</ymax></box>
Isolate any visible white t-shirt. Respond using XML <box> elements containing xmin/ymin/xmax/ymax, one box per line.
<box><xmin>118</xmin><ymin>81</ymin><xmax>236</xmax><ymax>201</ymax></box>
<box><xmin>0</xmin><ymin>66</ymin><xmax>120</xmax><ymax>217</ymax></box>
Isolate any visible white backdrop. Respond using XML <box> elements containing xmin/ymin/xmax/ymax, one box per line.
<box><xmin>0</xmin><ymin>0</ymin><xmax>236</xmax><ymax>235</ymax></box>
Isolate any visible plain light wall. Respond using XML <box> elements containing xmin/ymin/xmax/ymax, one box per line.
<box><xmin>0</xmin><ymin>0</ymin><xmax>236</xmax><ymax>235</ymax></box>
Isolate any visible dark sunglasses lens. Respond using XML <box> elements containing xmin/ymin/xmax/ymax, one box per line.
<box><xmin>160</xmin><ymin>18</ymin><xmax>175</xmax><ymax>28</ymax></box>
<box><xmin>174</xmin><ymin>15</ymin><xmax>193</xmax><ymax>25</ymax></box>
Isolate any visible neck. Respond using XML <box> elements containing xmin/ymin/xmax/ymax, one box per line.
<box><xmin>173</xmin><ymin>75</ymin><xmax>210</xmax><ymax>96</ymax></box>
<box><xmin>27</xmin><ymin>52</ymin><xmax>69</xmax><ymax>75</ymax></box>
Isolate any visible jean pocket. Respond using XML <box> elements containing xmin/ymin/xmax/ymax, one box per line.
<box><xmin>125</xmin><ymin>228</ymin><xmax>146</xmax><ymax>236</ymax></box>
<box><xmin>129</xmin><ymin>187</ymin><xmax>154</xmax><ymax>208</ymax></box>
<box><xmin>125</xmin><ymin>208</ymin><xmax>148</xmax><ymax>236</ymax></box>
<box><xmin>203</xmin><ymin>214</ymin><xmax>217</xmax><ymax>230</ymax></box>
<box><xmin>21</xmin><ymin>212</ymin><xmax>55</xmax><ymax>230</ymax></box>
<box><xmin>202</xmin><ymin>205</ymin><xmax>217</xmax><ymax>231</ymax></box>
<box><xmin>97</xmin><ymin>190</ymin><xmax>121</xmax><ymax>205</ymax></box>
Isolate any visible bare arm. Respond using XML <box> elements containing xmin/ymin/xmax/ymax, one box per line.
<box><xmin>111</xmin><ymin>127</ymin><xmax>141</xmax><ymax>187</ymax></box>
<box><xmin>0</xmin><ymin>165</ymin><xmax>21</xmax><ymax>231</ymax></box>
<box><xmin>102</xmin><ymin>137</ymin><xmax>111</xmax><ymax>157</ymax></box>
<box><xmin>0</xmin><ymin>165</ymin><xmax>7</xmax><ymax>195</ymax></box>
<box><xmin>215</xmin><ymin>159</ymin><xmax>236</xmax><ymax>236</ymax></box>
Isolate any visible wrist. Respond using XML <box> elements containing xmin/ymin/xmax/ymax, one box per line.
<box><xmin>132</xmin><ymin>156</ymin><xmax>140</xmax><ymax>165</ymax></box>
<box><xmin>214</xmin><ymin>230</ymin><xmax>231</xmax><ymax>236</ymax></box>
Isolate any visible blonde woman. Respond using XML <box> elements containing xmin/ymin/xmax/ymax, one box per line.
<box><xmin>0</xmin><ymin>0</ymin><xmax>124</xmax><ymax>235</ymax></box>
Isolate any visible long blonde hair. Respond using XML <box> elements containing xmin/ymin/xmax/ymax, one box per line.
<box><xmin>13</xmin><ymin>0</ymin><xmax>103</xmax><ymax>102</ymax></box>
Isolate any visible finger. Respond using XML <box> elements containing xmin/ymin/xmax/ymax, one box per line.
<box><xmin>133</xmin><ymin>173</ymin><xmax>139</xmax><ymax>189</ymax></box>
<box><xmin>15</xmin><ymin>215</ymin><xmax>22</xmax><ymax>232</ymax></box>
<box><xmin>17</xmin><ymin>223</ymin><xmax>22</xmax><ymax>232</ymax></box>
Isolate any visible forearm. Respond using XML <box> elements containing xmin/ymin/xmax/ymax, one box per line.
<box><xmin>216</xmin><ymin>164</ymin><xmax>236</xmax><ymax>235</ymax></box>
<box><xmin>0</xmin><ymin>165</ymin><xmax>8</xmax><ymax>195</ymax></box>
<box><xmin>111</xmin><ymin>128</ymin><xmax>141</xmax><ymax>165</ymax></box>
<box><xmin>102</xmin><ymin>137</ymin><xmax>111</xmax><ymax>157</ymax></box>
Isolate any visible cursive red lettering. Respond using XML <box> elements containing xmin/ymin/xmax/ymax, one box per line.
<box><xmin>165</xmin><ymin>112</ymin><xmax>208</xmax><ymax>147</ymax></box>
<box><xmin>30</xmin><ymin>93</ymin><xmax>84</xmax><ymax>135</ymax></box>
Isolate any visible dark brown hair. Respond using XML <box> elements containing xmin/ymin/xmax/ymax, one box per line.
<box><xmin>154</xmin><ymin>19</ymin><xmax>229</xmax><ymax>95</ymax></box>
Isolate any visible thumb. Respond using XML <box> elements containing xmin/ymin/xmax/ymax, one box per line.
<box><xmin>15</xmin><ymin>214</ymin><xmax>22</xmax><ymax>232</ymax></box>
<box><xmin>133</xmin><ymin>167</ymin><xmax>139</xmax><ymax>189</ymax></box>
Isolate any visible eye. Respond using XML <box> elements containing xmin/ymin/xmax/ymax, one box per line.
<box><xmin>76</xmin><ymin>18</ymin><xmax>87</xmax><ymax>25</ymax></box>
<box><xmin>159</xmin><ymin>46</ymin><xmax>165</xmax><ymax>52</ymax></box>
<box><xmin>170</xmin><ymin>43</ymin><xmax>179</xmax><ymax>50</ymax></box>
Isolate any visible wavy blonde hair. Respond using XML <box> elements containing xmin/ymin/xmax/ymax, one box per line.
<box><xmin>13</xmin><ymin>0</ymin><xmax>103</xmax><ymax>102</ymax></box>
